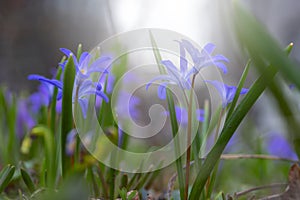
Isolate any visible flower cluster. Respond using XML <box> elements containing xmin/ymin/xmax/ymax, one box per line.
<box><xmin>147</xmin><ymin>39</ymin><xmax>248</xmax><ymax>108</ymax></box>
<box><xmin>28</xmin><ymin>48</ymin><xmax>111</xmax><ymax>118</ymax></box>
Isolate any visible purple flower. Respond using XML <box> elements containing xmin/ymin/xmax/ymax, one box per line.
<box><xmin>29</xmin><ymin>83</ymin><xmax>52</xmax><ymax>113</ymax></box>
<box><xmin>266</xmin><ymin>133</ymin><xmax>297</xmax><ymax>159</ymax></box>
<box><xmin>178</xmin><ymin>39</ymin><xmax>229</xmax><ymax>74</ymax></box>
<box><xmin>28</xmin><ymin>47</ymin><xmax>112</xmax><ymax>118</ymax></box>
<box><xmin>28</xmin><ymin>75</ymin><xmax>108</xmax><ymax>118</ymax></box>
<box><xmin>205</xmin><ymin>80</ymin><xmax>248</xmax><ymax>108</ymax></box>
<box><xmin>146</xmin><ymin>60</ymin><xmax>196</xmax><ymax>100</ymax></box>
<box><xmin>146</xmin><ymin>39</ymin><xmax>228</xmax><ymax>100</ymax></box>
<box><xmin>16</xmin><ymin>99</ymin><xmax>36</xmax><ymax>138</ymax></box>
<box><xmin>59</xmin><ymin>48</ymin><xmax>110</xmax><ymax>79</ymax></box>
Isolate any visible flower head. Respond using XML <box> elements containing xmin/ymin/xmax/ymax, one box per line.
<box><xmin>146</xmin><ymin>39</ymin><xmax>228</xmax><ymax>100</ymax></box>
<box><xmin>205</xmin><ymin>80</ymin><xmax>248</xmax><ymax>108</ymax></box>
<box><xmin>178</xmin><ymin>39</ymin><xmax>229</xmax><ymax>74</ymax></box>
<box><xmin>59</xmin><ymin>48</ymin><xmax>110</xmax><ymax>79</ymax></box>
<box><xmin>28</xmin><ymin>74</ymin><xmax>108</xmax><ymax>118</ymax></box>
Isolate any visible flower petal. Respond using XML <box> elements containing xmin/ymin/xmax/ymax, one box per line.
<box><xmin>88</xmin><ymin>56</ymin><xmax>111</xmax><ymax>74</ymax></box>
<box><xmin>28</xmin><ymin>74</ymin><xmax>63</xmax><ymax>89</ymax></box>
<box><xmin>157</xmin><ymin>83</ymin><xmax>167</xmax><ymax>100</ymax></box>
<box><xmin>214</xmin><ymin>62</ymin><xmax>228</xmax><ymax>74</ymax></box>
<box><xmin>60</xmin><ymin>48</ymin><xmax>73</xmax><ymax>57</ymax></box>
<box><xmin>146</xmin><ymin>75</ymin><xmax>176</xmax><ymax>90</ymax></box>
<box><xmin>202</xmin><ymin>43</ymin><xmax>215</xmax><ymax>54</ymax></box>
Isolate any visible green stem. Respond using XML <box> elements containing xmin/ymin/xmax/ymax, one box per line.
<box><xmin>184</xmin><ymin>74</ymin><xmax>196</xmax><ymax>200</ymax></box>
<box><xmin>50</xmin><ymin>67</ymin><xmax>62</xmax><ymax>134</ymax></box>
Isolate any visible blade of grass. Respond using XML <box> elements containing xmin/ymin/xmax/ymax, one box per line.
<box><xmin>21</xmin><ymin>168</ymin><xmax>36</xmax><ymax>194</ymax></box>
<box><xmin>61</xmin><ymin>56</ymin><xmax>76</xmax><ymax>177</ymax></box>
<box><xmin>0</xmin><ymin>164</ymin><xmax>15</xmax><ymax>194</ymax></box>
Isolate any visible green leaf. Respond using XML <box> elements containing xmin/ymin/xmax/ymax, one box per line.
<box><xmin>61</xmin><ymin>55</ymin><xmax>76</xmax><ymax>177</ymax></box>
<box><xmin>0</xmin><ymin>165</ymin><xmax>15</xmax><ymax>194</ymax></box>
<box><xmin>21</xmin><ymin>168</ymin><xmax>36</xmax><ymax>193</ymax></box>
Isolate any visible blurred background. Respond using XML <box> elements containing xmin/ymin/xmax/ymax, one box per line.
<box><xmin>1</xmin><ymin>0</ymin><xmax>299</xmax><ymax>92</ymax></box>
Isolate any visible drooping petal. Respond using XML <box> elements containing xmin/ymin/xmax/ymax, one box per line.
<box><xmin>145</xmin><ymin>75</ymin><xmax>177</xmax><ymax>91</ymax></box>
<box><xmin>28</xmin><ymin>74</ymin><xmax>63</xmax><ymax>90</ymax></box>
<box><xmin>206</xmin><ymin>80</ymin><xmax>249</xmax><ymax>108</ymax></box>
<box><xmin>202</xmin><ymin>43</ymin><xmax>215</xmax><ymax>54</ymax></box>
<box><xmin>240</xmin><ymin>88</ymin><xmax>249</xmax><ymax>95</ymax></box>
<box><xmin>95</xmin><ymin>90</ymin><xmax>109</xmax><ymax>103</ymax></box>
<box><xmin>213</xmin><ymin>54</ymin><xmax>230</xmax><ymax>63</ymax></box>
<box><xmin>214</xmin><ymin>62</ymin><xmax>228</xmax><ymax>74</ymax></box>
<box><xmin>225</xmin><ymin>86</ymin><xmax>237</xmax><ymax>103</ymax></box>
<box><xmin>157</xmin><ymin>83</ymin><xmax>167</xmax><ymax>100</ymax></box>
<box><xmin>87</xmin><ymin>56</ymin><xmax>111</xmax><ymax>74</ymax></box>
<box><xmin>60</xmin><ymin>48</ymin><xmax>79</xmax><ymax>70</ymax></box>
<box><xmin>60</xmin><ymin>48</ymin><xmax>73</xmax><ymax>57</ymax></box>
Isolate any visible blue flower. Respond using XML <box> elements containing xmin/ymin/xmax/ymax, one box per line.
<box><xmin>29</xmin><ymin>83</ymin><xmax>52</xmax><ymax>113</ymax></box>
<box><xmin>266</xmin><ymin>132</ymin><xmax>297</xmax><ymax>159</ymax></box>
<box><xmin>178</xmin><ymin>39</ymin><xmax>229</xmax><ymax>74</ymax></box>
<box><xmin>205</xmin><ymin>80</ymin><xmax>248</xmax><ymax>108</ymax></box>
<box><xmin>16</xmin><ymin>99</ymin><xmax>36</xmax><ymax>138</ymax></box>
<box><xmin>59</xmin><ymin>48</ymin><xmax>110</xmax><ymax>79</ymax></box>
<box><xmin>146</xmin><ymin>39</ymin><xmax>228</xmax><ymax>100</ymax></box>
<box><xmin>146</xmin><ymin>43</ymin><xmax>195</xmax><ymax>99</ymax></box>
<box><xmin>28</xmin><ymin>74</ymin><xmax>108</xmax><ymax>118</ymax></box>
